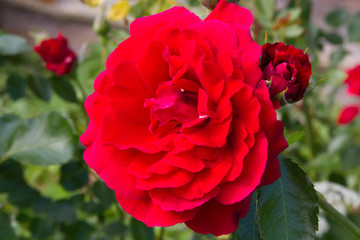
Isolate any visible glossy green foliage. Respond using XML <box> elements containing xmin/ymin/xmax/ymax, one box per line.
<box><xmin>257</xmin><ymin>156</ymin><xmax>319</xmax><ymax>240</ymax></box>
<box><xmin>0</xmin><ymin>112</ymin><xmax>75</xmax><ymax>165</ymax></box>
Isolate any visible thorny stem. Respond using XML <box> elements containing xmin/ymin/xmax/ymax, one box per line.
<box><xmin>317</xmin><ymin>192</ymin><xmax>360</xmax><ymax>239</ymax></box>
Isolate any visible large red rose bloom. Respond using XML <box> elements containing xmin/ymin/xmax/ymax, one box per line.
<box><xmin>80</xmin><ymin>0</ymin><xmax>287</xmax><ymax>236</ymax></box>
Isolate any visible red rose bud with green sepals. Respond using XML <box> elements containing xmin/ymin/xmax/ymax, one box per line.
<box><xmin>260</xmin><ymin>42</ymin><xmax>311</xmax><ymax>106</ymax></box>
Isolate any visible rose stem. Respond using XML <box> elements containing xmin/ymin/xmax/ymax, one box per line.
<box><xmin>317</xmin><ymin>192</ymin><xmax>360</xmax><ymax>239</ymax></box>
<box><xmin>73</xmin><ymin>77</ymin><xmax>87</xmax><ymax>102</ymax></box>
<box><xmin>157</xmin><ymin>227</ymin><xmax>165</xmax><ymax>240</ymax></box>
<box><xmin>115</xmin><ymin>203</ymin><xmax>125</xmax><ymax>240</ymax></box>
<box><xmin>302</xmin><ymin>98</ymin><xmax>316</xmax><ymax>159</ymax></box>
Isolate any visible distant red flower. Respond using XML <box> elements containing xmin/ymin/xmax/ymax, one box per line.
<box><xmin>338</xmin><ymin>105</ymin><xmax>359</xmax><ymax>124</ymax></box>
<box><xmin>338</xmin><ymin>65</ymin><xmax>360</xmax><ymax>125</ymax></box>
<box><xmin>34</xmin><ymin>33</ymin><xmax>76</xmax><ymax>76</ymax></box>
<box><xmin>345</xmin><ymin>65</ymin><xmax>360</xmax><ymax>96</ymax></box>
<box><xmin>260</xmin><ymin>42</ymin><xmax>311</xmax><ymax>105</ymax></box>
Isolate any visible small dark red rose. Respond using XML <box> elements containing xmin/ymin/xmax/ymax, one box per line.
<box><xmin>260</xmin><ymin>42</ymin><xmax>311</xmax><ymax>104</ymax></box>
<box><xmin>345</xmin><ymin>65</ymin><xmax>360</xmax><ymax>96</ymax></box>
<box><xmin>34</xmin><ymin>33</ymin><xmax>76</xmax><ymax>76</ymax></box>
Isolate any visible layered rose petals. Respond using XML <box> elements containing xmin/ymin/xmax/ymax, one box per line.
<box><xmin>81</xmin><ymin>0</ymin><xmax>287</xmax><ymax>236</ymax></box>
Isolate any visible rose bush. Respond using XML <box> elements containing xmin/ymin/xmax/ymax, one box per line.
<box><xmin>80</xmin><ymin>0</ymin><xmax>287</xmax><ymax>236</ymax></box>
<box><xmin>260</xmin><ymin>42</ymin><xmax>311</xmax><ymax>105</ymax></box>
<box><xmin>34</xmin><ymin>33</ymin><xmax>76</xmax><ymax>76</ymax></box>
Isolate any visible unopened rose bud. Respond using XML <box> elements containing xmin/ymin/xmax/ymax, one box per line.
<box><xmin>260</xmin><ymin>42</ymin><xmax>311</xmax><ymax>106</ymax></box>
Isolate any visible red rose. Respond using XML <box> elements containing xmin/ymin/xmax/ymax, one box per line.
<box><xmin>34</xmin><ymin>33</ymin><xmax>76</xmax><ymax>76</ymax></box>
<box><xmin>338</xmin><ymin>105</ymin><xmax>359</xmax><ymax>124</ymax></box>
<box><xmin>337</xmin><ymin>65</ymin><xmax>360</xmax><ymax>125</ymax></box>
<box><xmin>260</xmin><ymin>42</ymin><xmax>311</xmax><ymax>104</ymax></box>
<box><xmin>80</xmin><ymin>0</ymin><xmax>287</xmax><ymax>236</ymax></box>
<box><xmin>345</xmin><ymin>65</ymin><xmax>360</xmax><ymax>96</ymax></box>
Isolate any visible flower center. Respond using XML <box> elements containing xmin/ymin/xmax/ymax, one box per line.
<box><xmin>145</xmin><ymin>83</ymin><xmax>199</xmax><ymax>137</ymax></box>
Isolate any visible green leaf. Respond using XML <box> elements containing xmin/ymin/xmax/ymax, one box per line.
<box><xmin>30</xmin><ymin>217</ymin><xmax>56</xmax><ymax>239</ymax></box>
<box><xmin>47</xmin><ymin>200</ymin><xmax>77</xmax><ymax>223</ymax></box>
<box><xmin>7</xmin><ymin>73</ymin><xmax>26</xmax><ymax>100</ymax></box>
<box><xmin>254</xmin><ymin>0</ymin><xmax>275</xmax><ymax>27</ymax></box>
<box><xmin>287</xmin><ymin>0</ymin><xmax>312</xmax><ymax>25</ymax></box>
<box><xmin>324</xmin><ymin>32</ymin><xmax>343</xmax><ymax>44</ymax></box>
<box><xmin>284</xmin><ymin>25</ymin><xmax>304</xmax><ymax>38</ymax></box>
<box><xmin>130</xmin><ymin>218</ymin><xmax>155</xmax><ymax>240</ymax></box>
<box><xmin>348</xmin><ymin>12</ymin><xmax>360</xmax><ymax>42</ymax></box>
<box><xmin>341</xmin><ymin>145</ymin><xmax>360</xmax><ymax>171</ymax></box>
<box><xmin>0</xmin><ymin>115</ymin><xmax>22</xmax><ymax>157</ymax></box>
<box><xmin>0</xmin><ymin>112</ymin><xmax>75</xmax><ymax>165</ymax></box>
<box><xmin>0</xmin><ymin>34</ymin><xmax>29</xmax><ymax>56</ymax></box>
<box><xmin>235</xmin><ymin>191</ymin><xmax>261</xmax><ymax>240</ymax></box>
<box><xmin>28</xmin><ymin>75</ymin><xmax>52</xmax><ymax>102</ymax></box>
<box><xmin>60</xmin><ymin>161</ymin><xmax>89</xmax><ymax>191</ymax></box>
<box><xmin>326</xmin><ymin>9</ymin><xmax>349</xmax><ymax>27</ymax></box>
<box><xmin>93</xmin><ymin>181</ymin><xmax>116</xmax><ymax>208</ymax></box>
<box><xmin>8</xmin><ymin>184</ymin><xmax>41</xmax><ymax>207</ymax></box>
<box><xmin>277</xmin><ymin>8</ymin><xmax>302</xmax><ymax>23</ymax></box>
<box><xmin>286</xmin><ymin>131</ymin><xmax>305</xmax><ymax>146</ymax></box>
<box><xmin>51</xmin><ymin>77</ymin><xmax>78</xmax><ymax>103</ymax></box>
<box><xmin>104</xmin><ymin>221</ymin><xmax>126</xmax><ymax>236</ymax></box>
<box><xmin>330</xmin><ymin>48</ymin><xmax>347</xmax><ymax>68</ymax></box>
<box><xmin>0</xmin><ymin>212</ymin><xmax>16</xmax><ymax>240</ymax></box>
<box><xmin>257</xmin><ymin>156</ymin><xmax>319</xmax><ymax>240</ymax></box>
<box><xmin>0</xmin><ymin>160</ymin><xmax>24</xmax><ymax>193</ymax></box>
<box><xmin>61</xmin><ymin>221</ymin><xmax>93</xmax><ymax>240</ymax></box>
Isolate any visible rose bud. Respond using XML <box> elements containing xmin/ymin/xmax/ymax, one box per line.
<box><xmin>260</xmin><ymin>42</ymin><xmax>311</xmax><ymax>106</ymax></box>
<box><xmin>80</xmin><ymin>0</ymin><xmax>287</xmax><ymax>236</ymax></box>
<box><xmin>34</xmin><ymin>33</ymin><xmax>76</xmax><ymax>76</ymax></box>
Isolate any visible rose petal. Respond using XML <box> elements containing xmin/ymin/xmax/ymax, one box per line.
<box><xmin>136</xmin><ymin>40</ymin><xmax>171</xmax><ymax>93</ymax></box>
<box><xmin>136</xmin><ymin>170</ymin><xmax>194</xmax><ymax>190</ymax></box>
<box><xmin>338</xmin><ymin>105</ymin><xmax>360</xmax><ymax>125</ymax></box>
<box><xmin>171</xmin><ymin>149</ymin><xmax>232</xmax><ymax>199</ymax></box>
<box><xmin>130</xmin><ymin>7</ymin><xmax>201</xmax><ymax>38</ymax></box>
<box><xmin>216</xmin><ymin>130</ymin><xmax>267</xmax><ymax>204</ymax></box>
<box><xmin>116</xmin><ymin>192</ymin><xmax>198</xmax><ymax>227</ymax></box>
<box><xmin>205</xmin><ymin>0</ymin><xmax>253</xmax><ymax>27</ymax></box>
<box><xmin>149</xmin><ymin>187</ymin><xmax>219</xmax><ymax>211</ymax></box>
<box><xmin>101</xmin><ymin>108</ymin><xmax>159</xmax><ymax>153</ymax></box>
<box><xmin>185</xmin><ymin>196</ymin><xmax>251</xmax><ymax>236</ymax></box>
